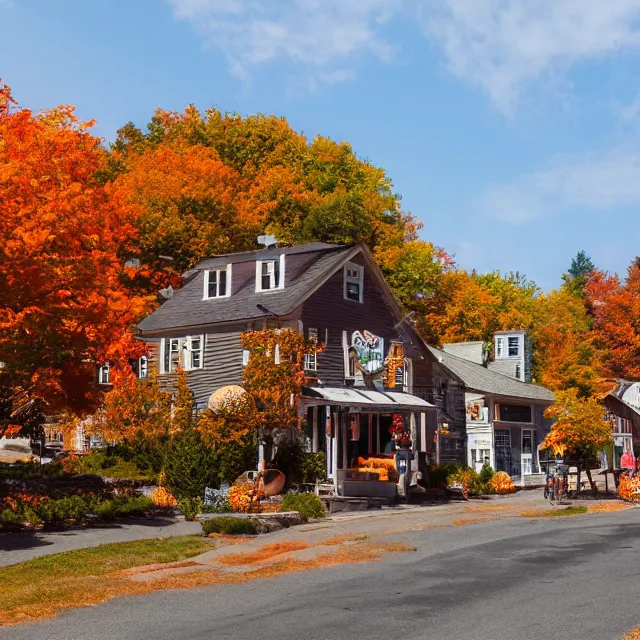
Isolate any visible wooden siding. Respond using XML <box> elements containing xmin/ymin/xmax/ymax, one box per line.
<box><xmin>299</xmin><ymin>254</ymin><xmax>404</xmax><ymax>387</ymax></box>
<box><xmin>145</xmin><ymin>326</ymin><xmax>245</xmax><ymax>406</ymax></box>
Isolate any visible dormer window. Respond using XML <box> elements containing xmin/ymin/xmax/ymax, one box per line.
<box><xmin>344</xmin><ymin>263</ymin><xmax>363</xmax><ymax>303</ymax></box>
<box><xmin>203</xmin><ymin>265</ymin><xmax>231</xmax><ymax>299</ymax></box>
<box><xmin>256</xmin><ymin>255</ymin><xmax>285</xmax><ymax>292</ymax></box>
<box><xmin>508</xmin><ymin>336</ymin><xmax>520</xmax><ymax>357</ymax></box>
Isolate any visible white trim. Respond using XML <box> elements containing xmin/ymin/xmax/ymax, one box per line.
<box><xmin>161</xmin><ymin>335</ymin><xmax>204</xmax><ymax>373</ymax></box>
<box><xmin>242</xmin><ymin>349</ymin><xmax>250</xmax><ymax>367</ymax></box>
<box><xmin>343</xmin><ymin>262</ymin><xmax>364</xmax><ymax>303</ymax></box>
<box><xmin>342</xmin><ymin>330</ymin><xmax>350</xmax><ymax>377</ymax></box>
<box><xmin>203</xmin><ymin>264</ymin><xmax>232</xmax><ymax>300</ymax></box>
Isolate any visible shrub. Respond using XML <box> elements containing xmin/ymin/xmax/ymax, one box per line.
<box><xmin>0</xmin><ymin>494</ymin><xmax>154</xmax><ymax>530</ymax></box>
<box><xmin>281</xmin><ymin>492</ymin><xmax>325</xmax><ymax>521</ymax></box>
<box><xmin>201</xmin><ymin>516</ymin><xmax>258</xmax><ymax>536</ymax></box>
<box><xmin>447</xmin><ymin>468</ymin><xmax>484</xmax><ymax>496</ymax></box>
<box><xmin>479</xmin><ymin>463</ymin><xmax>495</xmax><ymax>484</ymax></box>
<box><xmin>0</xmin><ymin>508</ymin><xmax>24</xmax><ymax>529</ymax></box>
<box><xmin>270</xmin><ymin>435</ymin><xmax>305</xmax><ymax>484</ymax></box>
<box><xmin>178</xmin><ymin>497</ymin><xmax>203</xmax><ymax>521</ymax></box>
<box><xmin>428</xmin><ymin>463</ymin><xmax>462</xmax><ymax>488</ymax></box>
<box><xmin>300</xmin><ymin>451</ymin><xmax>327</xmax><ymax>483</ymax></box>
<box><xmin>215</xmin><ymin>435</ymin><xmax>258</xmax><ymax>486</ymax></box>
<box><xmin>165</xmin><ymin>428</ymin><xmax>218</xmax><ymax>500</ymax></box>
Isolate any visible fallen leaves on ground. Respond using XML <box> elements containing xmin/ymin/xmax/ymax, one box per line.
<box><xmin>0</xmin><ymin>536</ymin><xmax>214</xmax><ymax>627</ymax></box>
<box><xmin>0</xmin><ymin>534</ymin><xmax>415</xmax><ymax>627</ymax></box>
<box><xmin>588</xmin><ymin>501</ymin><xmax>632</xmax><ymax>513</ymax></box>
<box><xmin>453</xmin><ymin>516</ymin><xmax>498</xmax><ymax>526</ymax></box>
<box><xmin>625</xmin><ymin>626</ymin><xmax>640</xmax><ymax>639</ymax></box>
<box><xmin>217</xmin><ymin>541</ymin><xmax>310</xmax><ymax>566</ymax></box>
<box><xmin>520</xmin><ymin>506</ymin><xmax>588</xmax><ymax>518</ymax></box>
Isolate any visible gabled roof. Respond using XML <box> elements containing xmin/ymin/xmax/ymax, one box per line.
<box><xmin>137</xmin><ymin>243</ymin><xmax>363</xmax><ymax>333</ymax></box>
<box><xmin>427</xmin><ymin>345</ymin><xmax>554</xmax><ymax>403</ymax></box>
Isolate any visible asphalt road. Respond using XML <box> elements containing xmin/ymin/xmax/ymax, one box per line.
<box><xmin>4</xmin><ymin>509</ymin><xmax>640</xmax><ymax>640</ymax></box>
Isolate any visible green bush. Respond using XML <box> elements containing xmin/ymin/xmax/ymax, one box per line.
<box><xmin>201</xmin><ymin>516</ymin><xmax>258</xmax><ymax>536</ymax></box>
<box><xmin>178</xmin><ymin>497</ymin><xmax>203</xmax><ymax>521</ymax></box>
<box><xmin>0</xmin><ymin>494</ymin><xmax>154</xmax><ymax>530</ymax></box>
<box><xmin>479</xmin><ymin>463</ymin><xmax>495</xmax><ymax>484</ymax></box>
<box><xmin>281</xmin><ymin>492</ymin><xmax>326</xmax><ymax>521</ymax></box>
<box><xmin>300</xmin><ymin>452</ymin><xmax>326</xmax><ymax>483</ymax></box>
<box><xmin>165</xmin><ymin>428</ymin><xmax>218</xmax><ymax>500</ymax></box>
<box><xmin>0</xmin><ymin>508</ymin><xmax>24</xmax><ymax>528</ymax></box>
<box><xmin>62</xmin><ymin>450</ymin><xmax>155</xmax><ymax>482</ymax></box>
<box><xmin>214</xmin><ymin>435</ymin><xmax>258</xmax><ymax>486</ymax></box>
<box><xmin>428</xmin><ymin>463</ymin><xmax>462</xmax><ymax>488</ymax></box>
<box><xmin>447</xmin><ymin>468</ymin><xmax>486</xmax><ymax>496</ymax></box>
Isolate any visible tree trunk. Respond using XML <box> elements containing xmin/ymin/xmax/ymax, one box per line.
<box><xmin>576</xmin><ymin>467</ymin><xmax>582</xmax><ymax>499</ymax></box>
<box><xmin>585</xmin><ymin>467</ymin><xmax>599</xmax><ymax>496</ymax></box>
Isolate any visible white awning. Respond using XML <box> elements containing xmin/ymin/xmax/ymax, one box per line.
<box><xmin>302</xmin><ymin>386</ymin><xmax>435</xmax><ymax>411</ymax></box>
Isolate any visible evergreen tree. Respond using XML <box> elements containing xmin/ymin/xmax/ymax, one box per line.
<box><xmin>562</xmin><ymin>250</ymin><xmax>596</xmax><ymax>297</ymax></box>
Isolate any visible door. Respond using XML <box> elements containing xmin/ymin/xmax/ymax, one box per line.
<box><xmin>470</xmin><ymin>448</ymin><xmax>490</xmax><ymax>473</ymax></box>
<box><xmin>522</xmin><ymin>429</ymin><xmax>533</xmax><ymax>476</ymax></box>
<box><xmin>494</xmin><ymin>429</ymin><xmax>512</xmax><ymax>473</ymax></box>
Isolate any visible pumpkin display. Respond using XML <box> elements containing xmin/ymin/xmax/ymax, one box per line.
<box><xmin>488</xmin><ymin>471</ymin><xmax>516</xmax><ymax>495</ymax></box>
<box><xmin>618</xmin><ymin>473</ymin><xmax>640</xmax><ymax>503</ymax></box>
<box><xmin>150</xmin><ymin>486</ymin><xmax>177</xmax><ymax>508</ymax></box>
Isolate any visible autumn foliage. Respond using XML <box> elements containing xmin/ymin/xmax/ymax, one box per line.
<box><xmin>0</xmin><ymin>84</ymin><xmax>152</xmax><ymax>413</ymax></box>
<box><xmin>3</xmin><ymin>76</ymin><xmax>640</xmax><ymax>428</ymax></box>
<box><xmin>542</xmin><ymin>390</ymin><xmax>612</xmax><ymax>493</ymax></box>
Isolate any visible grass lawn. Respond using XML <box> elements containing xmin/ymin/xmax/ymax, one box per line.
<box><xmin>0</xmin><ymin>536</ymin><xmax>214</xmax><ymax>626</ymax></box>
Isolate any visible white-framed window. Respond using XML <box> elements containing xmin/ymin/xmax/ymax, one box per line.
<box><xmin>304</xmin><ymin>328</ymin><xmax>318</xmax><ymax>372</ymax></box>
<box><xmin>256</xmin><ymin>255</ymin><xmax>285</xmax><ymax>292</ymax></box>
<box><xmin>185</xmin><ymin>336</ymin><xmax>204</xmax><ymax>370</ymax></box>
<box><xmin>160</xmin><ymin>336</ymin><xmax>204</xmax><ymax>373</ymax></box>
<box><xmin>138</xmin><ymin>355</ymin><xmax>148</xmax><ymax>379</ymax></box>
<box><xmin>496</xmin><ymin>337</ymin><xmax>504</xmax><ymax>358</ymax></box>
<box><xmin>508</xmin><ymin>336</ymin><xmax>520</xmax><ymax>357</ymax></box>
<box><xmin>344</xmin><ymin>262</ymin><xmax>364</xmax><ymax>303</ymax></box>
<box><xmin>515</xmin><ymin>363</ymin><xmax>521</xmax><ymax>380</ymax></box>
<box><xmin>203</xmin><ymin>265</ymin><xmax>231</xmax><ymax>299</ymax></box>
<box><xmin>98</xmin><ymin>362</ymin><xmax>110</xmax><ymax>385</ymax></box>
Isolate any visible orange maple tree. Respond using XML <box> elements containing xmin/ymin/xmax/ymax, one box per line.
<box><xmin>0</xmin><ymin>85</ymin><xmax>153</xmax><ymax>413</ymax></box>
<box><xmin>586</xmin><ymin>261</ymin><xmax>640</xmax><ymax>380</ymax></box>
<box><xmin>542</xmin><ymin>389</ymin><xmax>612</xmax><ymax>494</ymax></box>
<box><xmin>530</xmin><ymin>288</ymin><xmax>599</xmax><ymax>396</ymax></box>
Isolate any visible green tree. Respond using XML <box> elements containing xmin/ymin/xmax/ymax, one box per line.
<box><xmin>164</xmin><ymin>427</ymin><xmax>217</xmax><ymax>500</ymax></box>
<box><xmin>563</xmin><ymin>250</ymin><xmax>596</xmax><ymax>297</ymax></box>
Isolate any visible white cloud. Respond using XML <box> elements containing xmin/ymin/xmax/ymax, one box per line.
<box><xmin>168</xmin><ymin>0</ymin><xmax>400</xmax><ymax>86</ymax></box>
<box><xmin>423</xmin><ymin>0</ymin><xmax>640</xmax><ymax>116</ymax></box>
<box><xmin>480</xmin><ymin>148</ymin><xmax>640</xmax><ymax>223</ymax></box>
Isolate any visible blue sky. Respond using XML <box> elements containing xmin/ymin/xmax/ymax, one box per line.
<box><xmin>2</xmin><ymin>0</ymin><xmax>640</xmax><ymax>291</ymax></box>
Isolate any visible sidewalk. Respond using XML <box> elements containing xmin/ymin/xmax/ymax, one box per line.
<box><xmin>0</xmin><ymin>517</ymin><xmax>202</xmax><ymax>566</ymax></box>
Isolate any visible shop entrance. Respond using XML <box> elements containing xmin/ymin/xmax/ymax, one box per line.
<box><xmin>495</xmin><ymin>428</ymin><xmax>512</xmax><ymax>473</ymax></box>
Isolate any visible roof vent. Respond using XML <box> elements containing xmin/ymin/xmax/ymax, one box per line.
<box><xmin>257</xmin><ymin>234</ymin><xmax>278</xmax><ymax>250</ymax></box>
<box><xmin>159</xmin><ymin>285</ymin><xmax>174</xmax><ymax>300</ymax></box>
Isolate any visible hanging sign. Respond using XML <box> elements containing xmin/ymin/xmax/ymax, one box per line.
<box><xmin>351</xmin><ymin>330</ymin><xmax>385</xmax><ymax>373</ymax></box>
